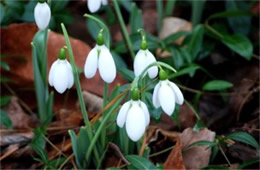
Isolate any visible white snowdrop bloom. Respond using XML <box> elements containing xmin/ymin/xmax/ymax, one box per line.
<box><xmin>34</xmin><ymin>2</ymin><xmax>51</xmax><ymax>30</ymax></box>
<box><xmin>88</xmin><ymin>0</ymin><xmax>108</xmax><ymax>13</ymax></box>
<box><xmin>116</xmin><ymin>99</ymin><xmax>150</xmax><ymax>141</ymax></box>
<box><xmin>49</xmin><ymin>49</ymin><xmax>74</xmax><ymax>94</ymax></box>
<box><xmin>84</xmin><ymin>44</ymin><xmax>116</xmax><ymax>83</ymax></box>
<box><xmin>134</xmin><ymin>49</ymin><xmax>158</xmax><ymax>79</ymax></box>
<box><xmin>153</xmin><ymin>79</ymin><xmax>184</xmax><ymax>116</ymax></box>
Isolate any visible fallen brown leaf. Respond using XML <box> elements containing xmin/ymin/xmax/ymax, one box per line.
<box><xmin>164</xmin><ymin>137</ymin><xmax>186</xmax><ymax>169</ymax></box>
<box><xmin>180</xmin><ymin>128</ymin><xmax>216</xmax><ymax>169</ymax></box>
<box><xmin>2</xmin><ymin>96</ymin><xmax>38</xmax><ymax>129</ymax></box>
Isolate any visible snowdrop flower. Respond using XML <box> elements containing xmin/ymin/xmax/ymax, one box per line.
<box><xmin>34</xmin><ymin>1</ymin><xmax>51</xmax><ymax>30</ymax></box>
<box><xmin>84</xmin><ymin>31</ymin><xmax>116</xmax><ymax>83</ymax></box>
<box><xmin>134</xmin><ymin>37</ymin><xmax>158</xmax><ymax>79</ymax></box>
<box><xmin>153</xmin><ymin>70</ymin><xmax>184</xmax><ymax>116</ymax></box>
<box><xmin>49</xmin><ymin>48</ymin><xmax>74</xmax><ymax>94</ymax></box>
<box><xmin>117</xmin><ymin>88</ymin><xmax>150</xmax><ymax>141</ymax></box>
<box><xmin>88</xmin><ymin>0</ymin><xmax>108</xmax><ymax>13</ymax></box>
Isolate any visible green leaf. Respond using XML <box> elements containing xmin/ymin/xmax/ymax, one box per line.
<box><xmin>161</xmin><ymin>31</ymin><xmax>190</xmax><ymax>45</ymax></box>
<box><xmin>193</xmin><ymin>119</ymin><xmax>206</xmax><ymax>132</ymax></box>
<box><xmin>225</xmin><ymin>132</ymin><xmax>259</xmax><ymax>149</ymax></box>
<box><xmin>210</xmin><ymin>145</ymin><xmax>219</xmax><ymax>162</ymax></box>
<box><xmin>208</xmin><ymin>10</ymin><xmax>253</xmax><ymax>20</ymax></box>
<box><xmin>0</xmin><ymin>96</ymin><xmax>11</xmax><ymax>107</ymax></box>
<box><xmin>130</xmin><ymin>2</ymin><xmax>143</xmax><ymax>33</ymax></box>
<box><xmin>0</xmin><ymin>77</ymin><xmax>12</xmax><ymax>83</ymax></box>
<box><xmin>118</xmin><ymin>68</ymin><xmax>135</xmax><ymax>82</ymax></box>
<box><xmin>169</xmin><ymin>47</ymin><xmax>184</xmax><ymax>69</ymax></box>
<box><xmin>189</xmin><ymin>140</ymin><xmax>216</xmax><ymax>148</ymax></box>
<box><xmin>221</xmin><ymin>34</ymin><xmax>253</xmax><ymax>60</ymax></box>
<box><xmin>0</xmin><ymin>110</ymin><xmax>12</xmax><ymax>129</ymax></box>
<box><xmin>0</xmin><ymin>61</ymin><xmax>10</xmax><ymax>71</ymax></box>
<box><xmin>171</xmin><ymin>105</ymin><xmax>180</xmax><ymax>128</ymax></box>
<box><xmin>169</xmin><ymin>64</ymin><xmax>200</xmax><ymax>79</ymax></box>
<box><xmin>191</xmin><ymin>0</ymin><xmax>206</xmax><ymax>26</ymax></box>
<box><xmin>225</xmin><ymin>0</ymin><xmax>251</xmax><ymax>35</ymax></box>
<box><xmin>187</xmin><ymin>24</ymin><xmax>204</xmax><ymax>60</ymax></box>
<box><xmin>0</xmin><ymin>4</ymin><xmax>5</xmax><ymax>24</ymax></box>
<box><xmin>164</xmin><ymin>0</ymin><xmax>176</xmax><ymax>17</ymax></box>
<box><xmin>203</xmin><ymin>80</ymin><xmax>233</xmax><ymax>91</ymax></box>
<box><xmin>68</xmin><ymin>130</ymin><xmax>82</xmax><ymax>168</ymax></box>
<box><xmin>126</xmin><ymin>155</ymin><xmax>157</xmax><ymax>170</ymax></box>
<box><xmin>202</xmin><ymin>165</ymin><xmax>229</xmax><ymax>170</ymax></box>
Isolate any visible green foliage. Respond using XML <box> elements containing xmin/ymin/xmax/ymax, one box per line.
<box><xmin>0</xmin><ymin>61</ymin><xmax>10</xmax><ymax>71</ymax></box>
<box><xmin>221</xmin><ymin>34</ymin><xmax>253</xmax><ymax>60</ymax></box>
<box><xmin>125</xmin><ymin>155</ymin><xmax>158</xmax><ymax>170</ymax></box>
<box><xmin>225</xmin><ymin>0</ymin><xmax>251</xmax><ymax>35</ymax></box>
<box><xmin>202</xmin><ymin>80</ymin><xmax>233</xmax><ymax>91</ymax></box>
<box><xmin>130</xmin><ymin>2</ymin><xmax>143</xmax><ymax>34</ymax></box>
<box><xmin>0</xmin><ymin>110</ymin><xmax>13</xmax><ymax>129</ymax></box>
<box><xmin>0</xmin><ymin>96</ymin><xmax>11</xmax><ymax>107</ymax></box>
<box><xmin>193</xmin><ymin>119</ymin><xmax>206</xmax><ymax>132</ymax></box>
<box><xmin>224</xmin><ymin>132</ymin><xmax>259</xmax><ymax>149</ymax></box>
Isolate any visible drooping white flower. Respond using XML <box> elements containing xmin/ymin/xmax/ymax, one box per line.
<box><xmin>153</xmin><ymin>79</ymin><xmax>184</xmax><ymax>116</ymax></box>
<box><xmin>88</xmin><ymin>0</ymin><xmax>108</xmax><ymax>13</ymax></box>
<box><xmin>34</xmin><ymin>2</ymin><xmax>51</xmax><ymax>30</ymax></box>
<box><xmin>49</xmin><ymin>48</ymin><xmax>74</xmax><ymax>94</ymax></box>
<box><xmin>84</xmin><ymin>44</ymin><xmax>116</xmax><ymax>83</ymax></box>
<box><xmin>116</xmin><ymin>99</ymin><xmax>150</xmax><ymax>141</ymax></box>
<box><xmin>134</xmin><ymin>49</ymin><xmax>158</xmax><ymax>79</ymax></box>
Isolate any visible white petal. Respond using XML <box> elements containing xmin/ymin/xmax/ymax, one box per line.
<box><xmin>48</xmin><ymin>60</ymin><xmax>58</xmax><ymax>87</ymax></box>
<box><xmin>101</xmin><ymin>0</ymin><xmax>108</xmax><ymax>5</ymax></box>
<box><xmin>126</xmin><ymin>104</ymin><xmax>146</xmax><ymax>141</ymax></box>
<box><xmin>98</xmin><ymin>46</ymin><xmax>116</xmax><ymax>83</ymax></box>
<box><xmin>133</xmin><ymin>49</ymin><xmax>147</xmax><ymax>77</ymax></box>
<box><xmin>52</xmin><ymin>60</ymin><xmax>70</xmax><ymax>94</ymax></box>
<box><xmin>84</xmin><ymin>47</ymin><xmax>98</xmax><ymax>79</ymax></box>
<box><xmin>88</xmin><ymin>0</ymin><xmax>102</xmax><ymax>13</ymax></box>
<box><xmin>65</xmin><ymin>60</ymin><xmax>74</xmax><ymax>89</ymax></box>
<box><xmin>152</xmin><ymin>82</ymin><xmax>161</xmax><ymax>108</ymax></box>
<box><xmin>139</xmin><ymin>101</ymin><xmax>150</xmax><ymax>127</ymax></box>
<box><xmin>168</xmin><ymin>80</ymin><xmax>184</xmax><ymax>105</ymax></box>
<box><xmin>158</xmin><ymin>81</ymin><xmax>176</xmax><ymax>116</ymax></box>
<box><xmin>116</xmin><ymin>101</ymin><xmax>131</xmax><ymax>128</ymax></box>
<box><xmin>146</xmin><ymin>50</ymin><xmax>158</xmax><ymax>79</ymax></box>
<box><xmin>34</xmin><ymin>2</ymin><xmax>51</xmax><ymax>30</ymax></box>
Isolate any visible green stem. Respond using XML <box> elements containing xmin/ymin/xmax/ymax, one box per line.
<box><xmin>131</xmin><ymin>61</ymin><xmax>177</xmax><ymax>90</ymax></box>
<box><xmin>61</xmin><ymin>23</ymin><xmax>100</xmax><ymax>163</ymax></box>
<box><xmin>112</xmin><ymin>0</ymin><xmax>135</xmax><ymax>59</ymax></box>
<box><xmin>86</xmin><ymin>106</ymin><xmax>115</xmax><ymax>160</ymax></box>
<box><xmin>84</xmin><ymin>14</ymin><xmax>110</xmax><ymax>48</ymax></box>
<box><xmin>97</xmin><ymin>144</ymin><xmax>109</xmax><ymax>169</ymax></box>
<box><xmin>101</xmin><ymin>82</ymin><xmax>108</xmax><ymax>148</ymax></box>
<box><xmin>184</xmin><ymin>100</ymin><xmax>201</xmax><ymax>120</ymax></box>
<box><xmin>156</xmin><ymin>0</ymin><xmax>163</xmax><ymax>34</ymax></box>
<box><xmin>164</xmin><ymin>0</ymin><xmax>176</xmax><ymax>17</ymax></box>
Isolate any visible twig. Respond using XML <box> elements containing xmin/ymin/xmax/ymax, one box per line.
<box><xmin>109</xmin><ymin>142</ymin><xmax>130</xmax><ymax>165</ymax></box>
<box><xmin>149</xmin><ymin>145</ymin><xmax>175</xmax><ymax>158</ymax></box>
<box><xmin>0</xmin><ymin>144</ymin><xmax>19</xmax><ymax>161</ymax></box>
<box><xmin>236</xmin><ymin>86</ymin><xmax>260</xmax><ymax>121</ymax></box>
<box><xmin>42</xmin><ymin>135</ymin><xmax>67</xmax><ymax>158</ymax></box>
<box><xmin>218</xmin><ymin>144</ymin><xmax>232</xmax><ymax>167</ymax></box>
<box><xmin>138</xmin><ymin>133</ymin><xmax>147</xmax><ymax>156</ymax></box>
<box><xmin>58</xmin><ymin>153</ymin><xmax>75</xmax><ymax>170</ymax></box>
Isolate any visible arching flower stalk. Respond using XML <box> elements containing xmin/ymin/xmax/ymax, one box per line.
<box><xmin>34</xmin><ymin>0</ymin><xmax>51</xmax><ymax>30</ymax></box>
<box><xmin>84</xmin><ymin>30</ymin><xmax>116</xmax><ymax>83</ymax></box>
<box><xmin>116</xmin><ymin>88</ymin><xmax>150</xmax><ymax>141</ymax></box>
<box><xmin>49</xmin><ymin>48</ymin><xmax>74</xmax><ymax>94</ymax></box>
<box><xmin>134</xmin><ymin>29</ymin><xmax>158</xmax><ymax>79</ymax></box>
<box><xmin>88</xmin><ymin>0</ymin><xmax>108</xmax><ymax>13</ymax></box>
<box><xmin>153</xmin><ymin>69</ymin><xmax>184</xmax><ymax>116</ymax></box>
